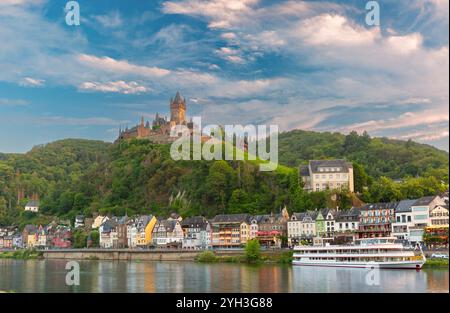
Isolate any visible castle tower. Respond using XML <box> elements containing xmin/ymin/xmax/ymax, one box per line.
<box><xmin>137</xmin><ymin>116</ymin><xmax>150</xmax><ymax>138</ymax></box>
<box><xmin>170</xmin><ymin>91</ymin><xmax>186</xmax><ymax>125</ymax></box>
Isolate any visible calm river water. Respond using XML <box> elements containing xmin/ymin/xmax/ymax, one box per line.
<box><xmin>0</xmin><ymin>259</ymin><xmax>448</xmax><ymax>293</ymax></box>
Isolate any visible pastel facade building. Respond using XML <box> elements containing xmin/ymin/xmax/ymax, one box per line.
<box><xmin>300</xmin><ymin>159</ymin><xmax>354</xmax><ymax>192</ymax></box>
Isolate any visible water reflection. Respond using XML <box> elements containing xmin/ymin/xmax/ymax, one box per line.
<box><xmin>0</xmin><ymin>259</ymin><xmax>448</xmax><ymax>293</ymax></box>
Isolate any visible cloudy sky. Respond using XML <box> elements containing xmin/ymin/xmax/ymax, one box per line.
<box><xmin>0</xmin><ymin>0</ymin><xmax>448</xmax><ymax>153</ymax></box>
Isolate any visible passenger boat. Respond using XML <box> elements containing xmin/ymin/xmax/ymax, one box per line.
<box><xmin>292</xmin><ymin>237</ymin><xmax>426</xmax><ymax>269</ymax></box>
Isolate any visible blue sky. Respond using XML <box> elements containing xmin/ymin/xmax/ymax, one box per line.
<box><xmin>0</xmin><ymin>0</ymin><xmax>448</xmax><ymax>153</ymax></box>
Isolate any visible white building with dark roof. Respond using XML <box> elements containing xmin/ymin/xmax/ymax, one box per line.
<box><xmin>24</xmin><ymin>200</ymin><xmax>39</xmax><ymax>213</ymax></box>
<box><xmin>299</xmin><ymin>159</ymin><xmax>354</xmax><ymax>192</ymax></box>
<box><xmin>392</xmin><ymin>199</ymin><xmax>417</xmax><ymax>240</ymax></box>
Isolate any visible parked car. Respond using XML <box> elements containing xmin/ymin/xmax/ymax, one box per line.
<box><xmin>430</xmin><ymin>253</ymin><xmax>449</xmax><ymax>259</ymax></box>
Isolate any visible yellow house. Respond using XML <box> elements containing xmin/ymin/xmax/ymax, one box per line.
<box><xmin>27</xmin><ymin>234</ymin><xmax>37</xmax><ymax>247</ymax></box>
<box><xmin>135</xmin><ymin>215</ymin><xmax>157</xmax><ymax>246</ymax></box>
<box><xmin>240</xmin><ymin>222</ymin><xmax>250</xmax><ymax>244</ymax></box>
<box><xmin>145</xmin><ymin>216</ymin><xmax>157</xmax><ymax>244</ymax></box>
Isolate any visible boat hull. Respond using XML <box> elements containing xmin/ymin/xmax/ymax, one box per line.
<box><xmin>292</xmin><ymin>260</ymin><xmax>425</xmax><ymax>269</ymax></box>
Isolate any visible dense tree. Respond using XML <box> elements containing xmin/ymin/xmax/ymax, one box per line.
<box><xmin>353</xmin><ymin>162</ymin><xmax>371</xmax><ymax>193</ymax></box>
<box><xmin>364</xmin><ymin>177</ymin><xmax>403</xmax><ymax>203</ymax></box>
<box><xmin>278</xmin><ymin>129</ymin><xmax>448</xmax><ymax>181</ymax></box>
<box><xmin>0</xmin><ymin>132</ymin><xmax>447</xmax><ymax>226</ymax></box>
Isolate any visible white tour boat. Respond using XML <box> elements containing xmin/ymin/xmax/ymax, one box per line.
<box><xmin>293</xmin><ymin>237</ymin><xmax>426</xmax><ymax>269</ymax></box>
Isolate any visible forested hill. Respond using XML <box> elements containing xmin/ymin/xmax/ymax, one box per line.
<box><xmin>278</xmin><ymin>130</ymin><xmax>449</xmax><ymax>180</ymax></box>
<box><xmin>0</xmin><ymin>131</ymin><xmax>448</xmax><ymax>226</ymax></box>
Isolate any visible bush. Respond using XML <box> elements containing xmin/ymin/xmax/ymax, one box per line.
<box><xmin>245</xmin><ymin>239</ymin><xmax>261</xmax><ymax>263</ymax></box>
<box><xmin>196</xmin><ymin>251</ymin><xmax>217</xmax><ymax>262</ymax></box>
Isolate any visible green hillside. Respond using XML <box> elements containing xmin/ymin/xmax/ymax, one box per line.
<box><xmin>278</xmin><ymin>130</ymin><xmax>449</xmax><ymax>181</ymax></box>
<box><xmin>0</xmin><ymin>131</ymin><xmax>448</xmax><ymax>226</ymax></box>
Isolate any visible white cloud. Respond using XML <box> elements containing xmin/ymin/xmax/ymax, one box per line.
<box><xmin>293</xmin><ymin>14</ymin><xmax>379</xmax><ymax>46</ymax></box>
<box><xmin>79</xmin><ymin>81</ymin><xmax>150</xmax><ymax>94</ymax></box>
<box><xmin>385</xmin><ymin>34</ymin><xmax>423</xmax><ymax>55</ymax></box>
<box><xmin>92</xmin><ymin>11</ymin><xmax>123</xmax><ymax>28</ymax></box>
<box><xmin>20</xmin><ymin>77</ymin><xmax>45</xmax><ymax>87</ymax></box>
<box><xmin>0</xmin><ymin>98</ymin><xmax>29</xmax><ymax>106</ymax></box>
<box><xmin>215</xmin><ymin>47</ymin><xmax>246</xmax><ymax>63</ymax></box>
<box><xmin>35</xmin><ymin>116</ymin><xmax>130</xmax><ymax>126</ymax></box>
<box><xmin>0</xmin><ymin>0</ymin><xmax>43</xmax><ymax>6</ymax></box>
<box><xmin>162</xmin><ymin>0</ymin><xmax>259</xmax><ymax>29</ymax></box>
<box><xmin>338</xmin><ymin>110</ymin><xmax>449</xmax><ymax>134</ymax></box>
<box><xmin>394</xmin><ymin>129</ymin><xmax>449</xmax><ymax>142</ymax></box>
<box><xmin>77</xmin><ymin>54</ymin><xmax>171</xmax><ymax>77</ymax></box>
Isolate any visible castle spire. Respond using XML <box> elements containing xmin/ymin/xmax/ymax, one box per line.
<box><xmin>140</xmin><ymin>116</ymin><xmax>144</xmax><ymax>126</ymax></box>
<box><xmin>173</xmin><ymin>91</ymin><xmax>183</xmax><ymax>103</ymax></box>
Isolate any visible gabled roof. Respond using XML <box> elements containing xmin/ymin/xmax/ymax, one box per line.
<box><xmin>163</xmin><ymin>220</ymin><xmax>178</xmax><ymax>232</ymax></box>
<box><xmin>361</xmin><ymin>202</ymin><xmax>398</xmax><ymax>211</ymax></box>
<box><xmin>181</xmin><ymin>216</ymin><xmax>207</xmax><ymax>228</ymax></box>
<box><xmin>309</xmin><ymin>159</ymin><xmax>352</xmax><ymax>173</ymax></box>
<box><xmin>290</xmin><ymin>212</ymin><xmax>303</xmax><ymax>221</ymax></box>
<box><xmin>25</xmin><ymin>200</ymin><xmax>39</xmax><ymax>207</ymax></box>
<box><xmin>335</xmin><ymin>208</ymin><xmax>360</xmax><ymax>222</ymax></box>
<box><xmin>211</xmin><ymin>214</ymin><xmax>251</xmax><ymax>224</ymax></box>
<box><xmin>395</xmin><ymin>199</ymin><xmax>417</xmax><ymax>213</ymax></box>
<box><xmin>412</xmin><ymin>196</ymin><xmax>437</xmax><ymax>207</ymax></box>
<box><xmin>100</xmin><ymin>219</ymin><xmax>117</xmax><ymax>233</ymax></box>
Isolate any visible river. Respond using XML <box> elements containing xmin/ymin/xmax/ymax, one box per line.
<box><xmin>0</xmin><ymin>259</ymin><xmax>448</xmax><ymax>293</ymax></box>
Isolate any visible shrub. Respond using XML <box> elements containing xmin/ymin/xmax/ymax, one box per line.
<box><xmin>196</xmin><ymin>251</ymin><xmax>217</xmax><ymax>262</ymax></box>
<box><xmin>245</xmin><ymin>239</ymin><xmax>261</xmax><ymax>263</ymax></box>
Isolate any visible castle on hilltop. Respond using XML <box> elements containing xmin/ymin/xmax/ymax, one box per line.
<box><xmin>116</xmin><ymin>92</ymin><xmax>194</xmax><ymax>144</ymax></box>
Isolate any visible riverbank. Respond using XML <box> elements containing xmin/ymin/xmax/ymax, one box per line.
<box><xmin>195</xmin><ymin>250</ymin><xmax>293</xmax><ymax>264</ymax></box>
<box><xmin>423</xmin><ymin>258</ymin><xmax>449</xmax><ymax>268</ymax></box>
<box><xmin>0</xmin><ymin>248</ymin><xmax>289</xmax><ymax>262</ymax></box>
<box><xmin>0</xmin><ymin>249</ymin><xmax>43</xmax><ymax>260</ymax></box>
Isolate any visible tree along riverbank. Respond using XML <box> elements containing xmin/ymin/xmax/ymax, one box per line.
<box><xmin>0</xmin><ymin>249</ymin><xmax>43</xmax><ymax>260</ymax></box>
<box><xmin>422</xmin><ymin>258</ymin><xmax>449</xmax><ymax>268</ymax></box>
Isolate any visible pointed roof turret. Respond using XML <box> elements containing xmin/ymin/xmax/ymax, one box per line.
<box><xmin>173</xmin><ymin>91</ymin><xmax>183</xmax><ymax>103</ymax></box>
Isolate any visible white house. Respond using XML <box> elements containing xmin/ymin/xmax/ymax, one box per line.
<box><xmin>99</xmin><ymin>219</ymin><xmax>117</xmax><ymax>248</ymax></box>
<box><xmin>430</xmin><ymin>205</ymin><xmax>449</xmax><ymax>226</ymax></box>
<box><xmin>74</xmin><ymin>215</ymin><xmax>85</xmax><ymax>229</ymax></box>
<box><xmin>24</xmin><ymin>200</ymin><xmax>39</xmax><ymax>213</ymax></box>
<box><xmin>127</xmin><ymin>219</ymin><xmax>138</xmax><ymax>248</ymax></box>
<box><xmin>334</xmin><ymin>208</ymin><xmax>359</xmax><ymax>235</ymax></box>
<box><xmin>300</xmin><ymin>159</ymin><xmax>354</xmax><ymax>193</ymax></box>
<box><xmin>288</xmin><ymin>212</ymin><xmax>317</xmax><ymax>246</ymax></box>
<box><xmin>153</xmin><ymin>219</ymin><xmax>184</xmax><ymax>246</ymax></box>
<box><xmin>392</xmin><ymin>196</ymin><xmax>446</xmax><ymax>243</ymax></box>
<box><xmin>287</xmin><ymin>213</ymin><xmax>302</xmax><ymax>246</ymax></box>
<box><xmin>392</xmin><ymin>199</ymin><xmax>417</xmax><ymax>241</ymax></box>
<box><xmin>181</xmin><ymin>216</ymin><xmax>211</xmax><ymax>249</ymax></box>
<box><xmin>249</xmin><ymin>216</ymin><xmax>262</xmax><ymax>240</ymax></box>
<box><xmin>323</xmin><ymin>209</ymin><xmax>337</xmax><ymax>239</ymax></box>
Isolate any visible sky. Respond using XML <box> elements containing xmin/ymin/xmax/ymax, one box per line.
<box><xmin>0</xmin><ymin>0</ymin><xmax>448</xmax><ymax>153</ymax></box>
